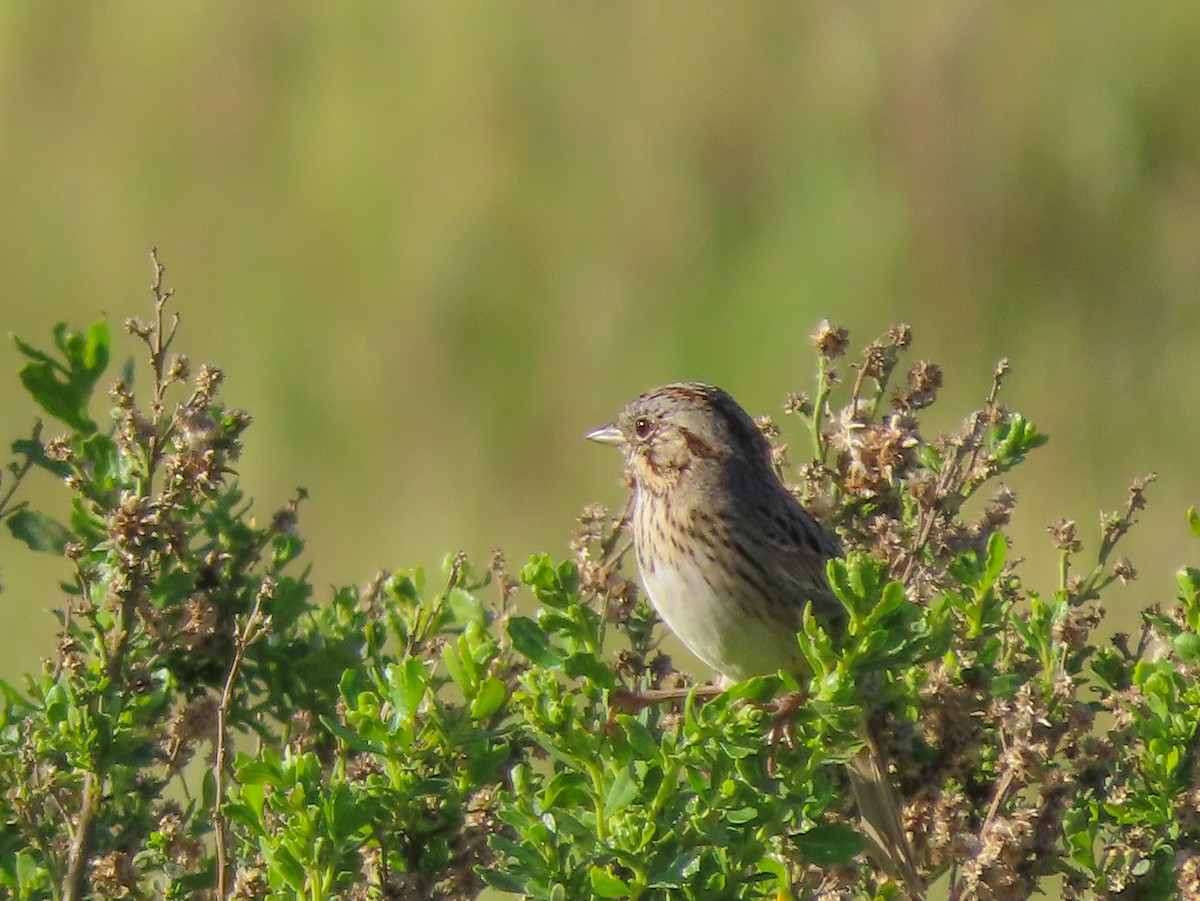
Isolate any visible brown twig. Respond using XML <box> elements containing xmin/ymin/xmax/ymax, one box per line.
<box><xmin>214</xmin><ymin>580</ymin><xmax>274</xmax><ymax>898</ymax></box>
<box><xmin>147</xmin><ymin>248</ymin><xmax>180</xmax><ymax>417</ymax></box>
<box><xmin>62</xmin><ymin>771</ymin><xmax>100</xmax><ymax>901</ymax></box>
<box><xmin>0</xmin><ymin>422</ymin><xmax>41</xmax><ymax>519</ymax></box>
<box><xmin>63</xmin><ymin>578</ymin><xmax>139</xmax><ymax>901</ymax></box>
<box><xmin>898</xmin><ymin>359</ymin><xmax>1009</xmax><ymax>589</ymax></box>
<box><xmin>608</xmin><ymin>683</ymin><xmax>724</xmax><ymax>714</ymax></box>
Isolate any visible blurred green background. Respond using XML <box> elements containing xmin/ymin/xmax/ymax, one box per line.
<box><xmin>2</xmin><ymin>5</ymin><xmax>1198</xmax><ymax>685</ymax></box>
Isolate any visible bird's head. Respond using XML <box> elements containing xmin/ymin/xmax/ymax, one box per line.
<box><xmin>587</xmin><ymin>382</ymin><xmax>772</xmax><ymax>496</ymax></box>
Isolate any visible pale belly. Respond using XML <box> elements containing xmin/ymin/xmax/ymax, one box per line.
<box><xmin>639</xmin><ymin>554</ymin><xmax>805</xmax><ymax>682</ymax></box>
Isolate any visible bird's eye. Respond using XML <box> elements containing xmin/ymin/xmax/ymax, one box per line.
<box><xmin>633</xmin><ymin>417</ymin><xmax>653</xmax><ymax>438</ymax></box>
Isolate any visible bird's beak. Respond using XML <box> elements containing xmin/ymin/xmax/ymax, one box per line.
<box><xmin>586</xmin><ymin>423</ymin><xmax>624</xmax><ymax>446</ymax></box>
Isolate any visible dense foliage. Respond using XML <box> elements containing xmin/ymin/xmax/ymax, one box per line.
<box><xmin>1</xmin><ymin>260</ymin><xmax>1197</xmax><ymax>900</ymax></box>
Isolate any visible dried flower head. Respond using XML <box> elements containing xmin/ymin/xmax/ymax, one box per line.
<box><xmin>1047</xmin><ymin>519</ymin><xmax>1080</xmax><ymax>553</ymax></box>
<box><xmin>887</xmin><ymin>324</ymin><xmax>913</xmax><ymax>348</ymax></box>
<box><xmin>91</xmin><ymin>850</ymin><xmax>135</xmax><ymax>897</ymax></box>
<box><xmin>784</xmin><ymin>392</ymin><xmax>812</xmax><ymax>417</ymax></box>
<box><xmin>755</xmin><ymin>415</ymin><xmax>779</xmax><ymax>438</ymax></box>
<box><xmin>812</xmin><ymin>320</ymin><xmax>850</xmax><ymax>359</ymax></box>
<box><xmin>896</xmin><ymin>360</ymin><xmax>943</xmax><ymax>410</ymax></box>
<box><xmin>1112</xmin><ymin>558</ymin><xmax>1137</xmax><ymax>583</ymax></box>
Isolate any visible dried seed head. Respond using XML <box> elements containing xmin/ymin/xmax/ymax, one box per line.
<box><xmin>91</xmin><ymin>850</ymin><xmax>136</xmax><ymax>895</ymax></box>
<box><xmin>288</xmin><ymin>709</ymin><xmax>318</xmax><ymax>753</ymax></box>
<box><xmin>1113</xmin><ymin>558</ymin><xmax>1137</xmax><ymax>583</ymax></box>
<box><xmin>754</xmin><ymin>415</ymin><xmax>779</xmax><ymax>438</ymax></box>
<box><xmin>489</xmin><ymin>549</ymin><xmax>518</xmax><ymax>600</ymax></box>
<box><xmin>229</xmin><ymin>865</ymin><xmax>269</xmax><ymax>900</ymax></box>
<box><xmin>1178</xmin><ymin>853</ymin><xmax>1200</xmax><ymax>900</ymax></box>
<box><xmin>154</xmin><ymin>805</ymin><xmax>185</xmax><ymax>845</ymax></box>
<box><xmin>109</xmin><ymin>378</ymin><xmax>135</xmax><ymax>408</ymax></box>
<box><xmin>44</xmin><ymin>436</ymin><xmax>73</xmax><ymax>462</ymax></box>
<box><xmin>179</xmin><ymin>595</ymin><xmax>219</xmax><ymax>652</ymax></box>
<box><xmin>1129</xmin><ymin>473</ymin><xmax>1155</xmax><ymax>509</ymax></box>
<box><xmin>1047</xmin><ymin>519</ymin><xmax>1080</xmax><ymax>552</ymax></box>
<box><xmin>614</xmin><ymin>648</ymin><xmax>644</xmax><ymax>681</ymax></box>
<box><xmin>812</xmin><ymin>320</ymin><xmax>850</xmax><ymax>359</ymax></box>
<box><xmin>193</xmin><ymin>364</ymin><xmax>224</xmax><ymax>404</ymax></box>
<box><xmin>770</xmin><ymin>442</ymin><xmax>789</xmax><ymax>470</ymax></box>
<box><xmin>861</xmin><ymin>340</ymin><xmax>890</xmax><ymax>380</ymax></box>
<box><xmin>570</xmin><ymin>503</ymin><xmax>610</xmax><ymax>559</ymax></box>
<box><xmin>1101</xmin><ymin>510</ymin><xmax>1127</xmax><ymax>543</ymax></box>
<box><xmin>167</xmin><ymin>354</ymin><xmax>191</xmax><ymax>384</ymax></box>
<box><xmin>784</xmin><ymin>392</ymin><xmax>812</xmax><ymax>417</ymax></box>
<box><xmin>887</xmin><ymin>323</ymin><xmax>913</xmax><ymax>348</ymax></box>
<box><xmin>108</xmin><ymin>493</ymin><xmax>157</xmax><ymax>563</ymax></box>
<box><xmin>897</xmin><ymin>359</ymin><xmax>943</xmax><ymax>410</ymax></box>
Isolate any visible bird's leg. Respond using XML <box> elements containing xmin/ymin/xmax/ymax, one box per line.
<box><xmin>608</xmin><ymin>680</ymin><xmax>806</xmax><ymax>780</ymax></box>
<box><xmin>762</xmin><ymin>689</ymin><xmax>806</xmax><ymax>776</ymax></box>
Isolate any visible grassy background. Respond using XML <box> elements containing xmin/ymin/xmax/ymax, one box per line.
<box><xmin>2</xmin><ymin>5</ymin><xmax>1198</xmax><ymax>685</ymax></box>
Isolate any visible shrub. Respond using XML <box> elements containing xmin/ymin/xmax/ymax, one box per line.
<box><xmin>0</xmin><ymin>256</ymin><xmax>1197</xmax><ymax>900</ymax></box>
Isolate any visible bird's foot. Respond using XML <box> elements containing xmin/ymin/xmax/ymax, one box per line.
<box><xmin>761</xmin><ymin>690</ymin><xmax>806</xmax><ymax>776</ymax></box>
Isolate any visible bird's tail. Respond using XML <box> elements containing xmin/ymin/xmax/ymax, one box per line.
<box><xmin>845</xmin><ymin>734</ymin><xmax>924</xmax><ymax>897</ymax></box>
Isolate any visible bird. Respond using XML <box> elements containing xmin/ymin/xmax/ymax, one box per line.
<box><xmin>587</xmin><ymin>381</ymin><xmax>922</xmax><ymax>894</ymax></box>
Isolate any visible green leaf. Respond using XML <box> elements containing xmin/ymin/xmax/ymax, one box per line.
<box><xmin>149</xmin><ymin>568</ymin><xmax>195</xmax><ymax>610</ymax></box>
<box><xmin>984</xmin><ymin>530</ymin><xmax>1007</xmax><ymax>585</ymax></box>
<box><xmin>827</xmin><ymin>559</ymin><xmax>857</xmax><ymax>617</ymax></box>
<box><xmin>6</xmin><ymin>509</ymin><xmax>74</xmax><ymax>554</ymax></box>
<box><xmin>235</xmin><ymin>760</ymin><xmax>284</xmax><ymax>788</ymax></box>
<box><xmin>795</xmin><ymin>822</ymin><xmax>865</xmax><ymax>866</ymax></box>
<box><xmin>441</xmin><ymin>642</ymin><xmax>472</xmax><ymax>693</ymax></box>
<box><xmin>388</xmin><ymin>657</ymin><xmax>427</xmax><ymax>722</ymax></box>
<box><xmin>267</xmin><ymin>844</ymin><xmax>307</xmax><ymax>894</ymax></box>
<box><xmin>862</xmin><ymin>581</ymin><xmax>906</xmax><ymax>629</ymax></box>
<box><xmin>508</xmin><ymin>616</ymin><xmax>562</xmax><ymax>668</ymax></box>
<box><xmin>317</xmin><ymin>715</ymin><xmax>386</xmax><ymax>755</ymax></box>
<box><xmin>564</xmin><ymin>651</ymin><xmax>613</xmax><ymax>687</ymax></box>
<box><xmin>915</xmin><ymin>443</ymin><xmax>943</xmax><ymax>471</ymax></box>
<box><xmin>271</xmin><ymin>533</ymin><xmax>304</xmax><ymax>568</ymax></box>
<box><xmin>616</xmin><ymin>714</ymin><xmax>661</xmax><ymax>760</ymax></box>
<box><xmin>266</xmin><ymin>577</ymin><xmax>312</xmax><ymax>632</ymax></box>
<box><xmin>726</xmin><ymin>805</ymin><xmax>759</xmax><ymax>824</ymax></box>
<box><xmin>1173</xmin><ymin>631</ymin><xmax>1200</xmax><ymax>664</ymax></box>
<box><xmin>12</xmin><ymin>320</ymin><xmax>109</xmax><ymax>432</ymax></box>
<box><xmin>15</xmin><ymin>850</ymin><xmax>46</xmax><ymax>893</ymax></box>
<box><xmin>519</xmin><ymin>554</ymin><xmax>578</xmax><ymax>608</ymax></box>
<box><xmin>993</xmin><ymin>413</ymin><xmax>1048</xmax><ymax>460</ymax></box>
<box><xmin>479</xmin><ymin>868</ymin><xmax>528</xmax><ymax>893</ymax></box>
<box><xmin>988</xmin><ymin>673</ymin><xmax>1024</xmax><ymax>699</ymax></box>
<box><xmin>589</xmin><ymin>866</ymin><xmax>630</xmax><ymax>898</ymax></box>
<box><xmin>447</xmin><ymin>585</ymin><xmax>483</xmax><ymax>624</ymax></box>
<box><xmin>603</xmin><ymin>767</ymin><xmax>638</xmax><ymax>817</ymax></box>
<box><xmin>542</xmin><ymin>771</ymin><xmax>589</xmax><ymax>810</ymax></box>
<box><xmin>61</xmin><ymin>319</ymin><xmax>110</xmax><ymax>378</ymax></box>
<box><xmin>470</xmin><ymin>675</ymin><xmax>507</xmax><ymax>720</ymax></box>
<box><xmin>1177</xmin><ymin>567</ymin><xmax>1200</xmax><ymax>598</ymax></box>
<box><xmin>12</xmin><ymin>333</ymin><xmax>63</xmax><ymax>369</ymax></box>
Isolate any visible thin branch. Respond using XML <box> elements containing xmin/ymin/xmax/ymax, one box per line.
<box><xmin>214</xmin><ymin>580</ymin><xmax>274</xmax><ymax>899</ymax></box>
<box><xmin>62</xmin><ymin>772</ymin><xmax>100</xmax><ymax>901</ymax></box>
<box><xmin>62</xmin><ymin>581</ymin><xmax>139</xmax><ymax>900</ymax></box>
